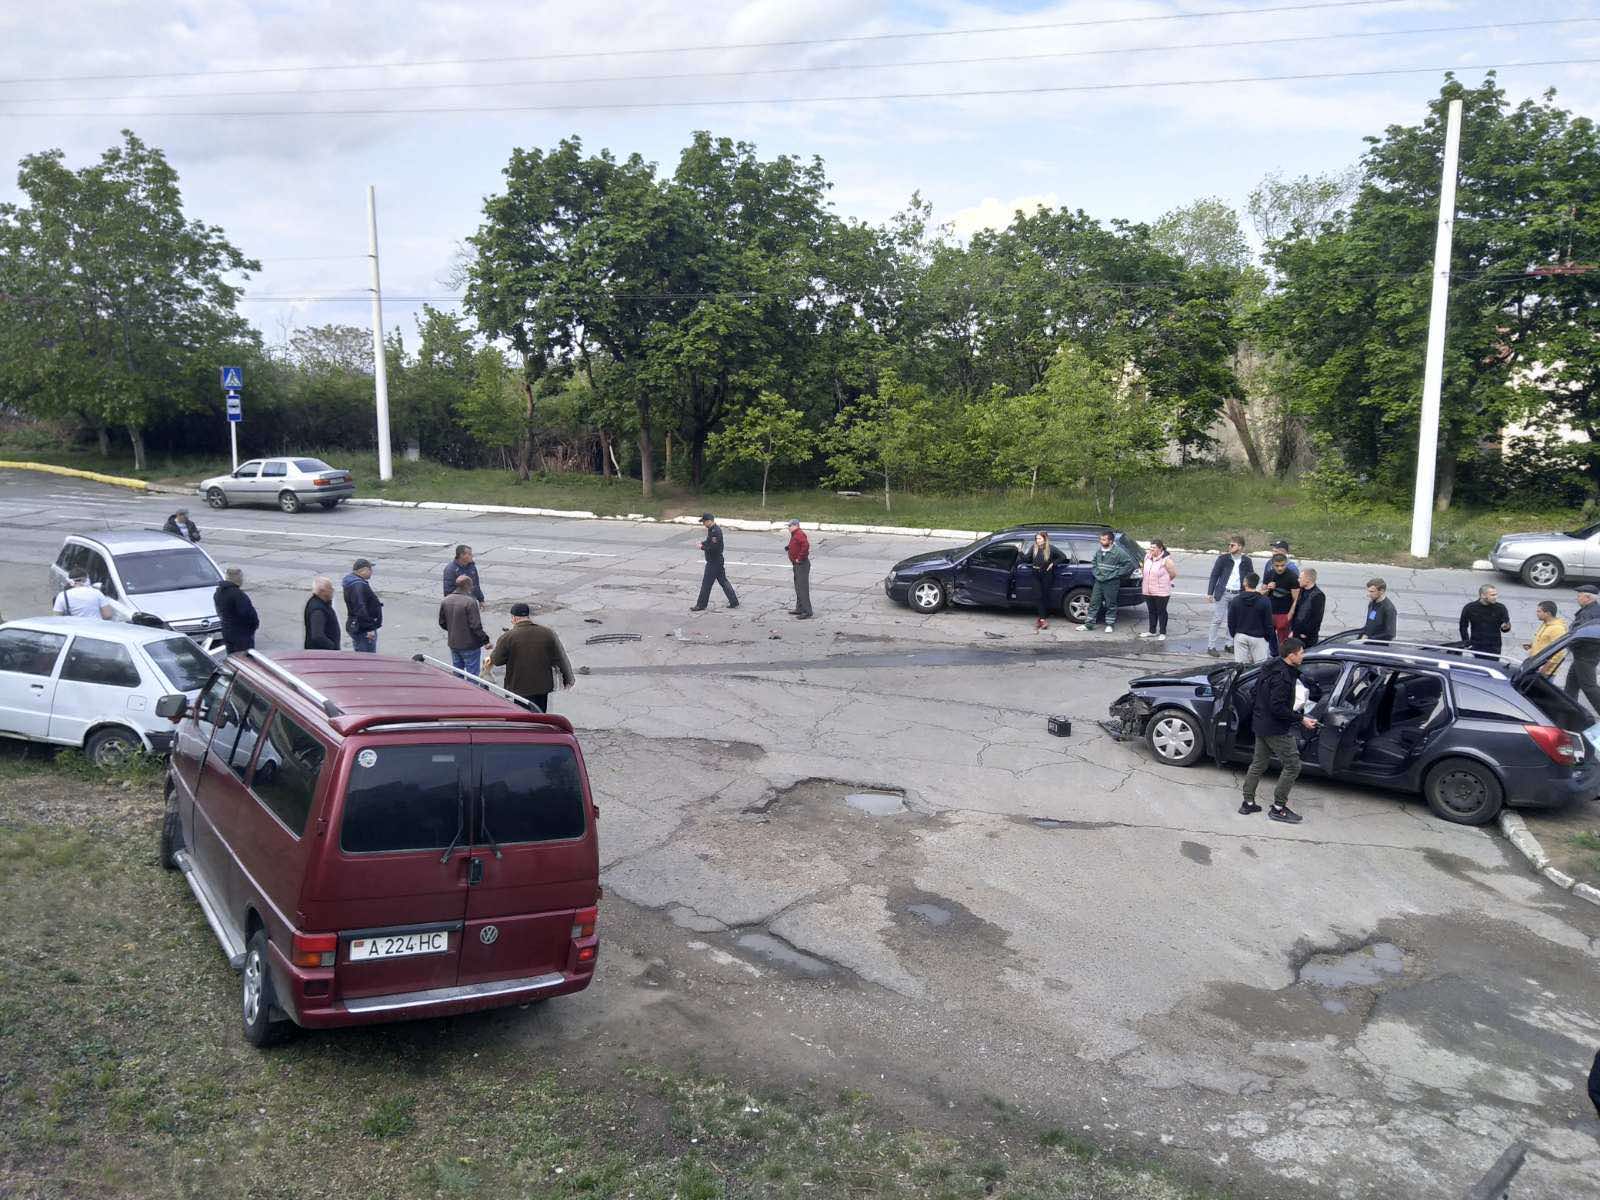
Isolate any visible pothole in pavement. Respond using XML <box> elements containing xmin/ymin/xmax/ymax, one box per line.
<box><xmin>745</xmin><ymin>777</ymin><xmax>910</xmax><ymax>818</ymax></box>
<box><xmin>1297</xmin><ymin>941</ymin><xmax>1407</xmax><ymax>1012</ymax></box>
<box><xmin>734</xmin><ymin>931</ymin><xmax>834</xmax><ymax>978</ymax></box>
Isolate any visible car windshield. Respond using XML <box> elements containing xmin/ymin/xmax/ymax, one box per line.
<box><xmin>146</xmin><ymin>636</ymin><xmax>215</xmax><ymax>692</ymax></box>
<box><xmin>294</xmin><ymin>458</ymin><xmax>333</xmax><ymax>473</ymax></box>
<box><xmin>1563</xmin><ymin>521</ymin><xmax>1600</xmax><ymax>539</ymax></box>
<box><xmin>116</xmin><ymin>548</ymin><xmax>221</xmax><ymax>594</ymax></box>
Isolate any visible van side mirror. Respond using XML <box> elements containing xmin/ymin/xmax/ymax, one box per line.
<box><xmin>155</xmin><ymin>694</ymin><xmax>189</xmax><ymax>722</ymax></box>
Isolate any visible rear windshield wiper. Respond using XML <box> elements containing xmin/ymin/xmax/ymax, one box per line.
<box><xmin>439</xmin><ymin>782</ymin><xmax>466</xmax><ymax>864</ymax></box>
<box><xmin>478</xmin><ymin>810</ymin><xmax>504</xmax><ymax>860</ymax></box>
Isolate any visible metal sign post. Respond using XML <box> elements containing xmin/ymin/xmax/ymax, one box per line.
<box><xmin>220</xmin><ymin>366</ymin><xmax>244</xmax><ymax>471</ymax></box>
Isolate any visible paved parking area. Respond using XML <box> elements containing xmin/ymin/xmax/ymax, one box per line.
<box><xmin>3</xmin><ymin>469</ymin><xmax>1597</xmax><ymax>1198</ymax></box>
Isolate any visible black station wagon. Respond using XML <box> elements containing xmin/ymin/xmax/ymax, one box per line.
<box><xmin>884</xmin><ymin>524</ymin><xmax>1146</xmax><ymax>624</ymax></box>
<box><xmin>1106</xmin><ymin>630</ymin><xmax>1600</xmax><ymax>825</ymax></box>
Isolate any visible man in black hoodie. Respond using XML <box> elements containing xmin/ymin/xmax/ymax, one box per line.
<box><xmin>1290</xmin><ymin>568</ymin><xmax>1326</xmax><ymax>648</ymax></box>
<box><xmin>1239</xmin><ymin>636</ymin><xmax>1318</xmax><ymax>824</ymax></box>
<box><xmin>303</xmin><ymin>576</ymin><xmax>341</xmax><ymax>650</ymax></box>
<box><xmin>213</xmin><ymin>567</ymin><xmax>259</xmax><ymax>654</ymax></box>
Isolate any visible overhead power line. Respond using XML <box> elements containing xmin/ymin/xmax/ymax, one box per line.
<box><xmin>0</xmin><ymin>0</ymin><xmax>1411</xmax><ymax>86</ymax></box>
<box><xmin>4</xmin><ymin>57</ymin><xmax>1594</xmax><ymax>118</ymax></box>
<box><xmin>4</xmin><ymin>17</ymin><xmax>1589</xmax><ymax>105</ymax></box>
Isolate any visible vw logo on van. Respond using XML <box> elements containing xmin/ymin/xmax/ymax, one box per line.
<box><xmin>479</xmin><ymin>925</ymin><xmax>499</xmax><ymax>945</ymax></box>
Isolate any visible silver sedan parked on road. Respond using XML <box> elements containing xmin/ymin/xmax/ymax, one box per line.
<box><xmin>198</xmin><ymin>457</ymin><xmax>355</xmax><ymax>514</ymax></box>
<box><xmin>1489</xmin><ymin>522</ymin><xmax>1600</xmax><ymax>588</ymax></box>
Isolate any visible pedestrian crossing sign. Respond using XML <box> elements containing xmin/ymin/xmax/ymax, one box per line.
<box><xmin>220</xmin><ymin>366</ymin><xmax>243</xmax><ymax>390</ymax></box>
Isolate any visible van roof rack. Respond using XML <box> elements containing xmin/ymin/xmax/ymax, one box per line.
<box><xmin>243</xmin><ymin>650</ymin><xmax>343</xmax><ymax>716</ymax></box>
<box><xmin>409</xmin><ymin>653</ymin><xmax>557</xmax><ymax>718</ymax></box>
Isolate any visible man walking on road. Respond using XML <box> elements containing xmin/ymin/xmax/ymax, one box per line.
<box><xmin>690</xmin><ymin>513</ymin><xmax>739</xmax><ymax>612</ymax></box>
<box><xmin>1239</xmin><ymin>636</ymin><xmax>1318</xmax><ymax>824</ymax></box>
<box><xmin>1228</xmin><ymin>573</ymin><xmax>1278</xmax><ymax>663</ymax></box>
<box><xmin>786</xmin><ymin>520</ymin><xmax>812</xmax><ymax>619</ymax></box>
<box><xmin>1459</xmin><ymin>584</ymin><xmax>1512</xmax><ymax>654</ymax></box>
<box><xmin>213</xmin><ymin>567</ymin><xmax>258</xmax><ymax>654</ymax></box>
<box><xmin>442</xmin><ymin>545</ymin><xmax>484</xmax><ymax>602</ymax></box>
<box><xmin>440</xmin><ymin>573</ymin><xmax>490</xmax><ymax>675</ymax></box>
<box><xmin>1563</xmin><ymin>585</ymin><xmax>1600</xmax><ymax>713</ymax></box>
<box><xmin>163</xmin><ymin>507</ymin><xmax>201</xmax><ymax>542</ymax></box>
<box><xmin>1261</xmin><ymin>551</ymin><xmax>1300</xmax><ymax>644</ymax></box>
<box><xmin>53</xmin><ymin>571</ymin><xmax>113</xmax><ymax>620</ymax></box>
<box><xmin>1079</xmin><ymin>530</ymin><xmax>1135</xmax><ymax>633</ymax></box>
<box><xmin>1361</xmin><ymin>579</ymin><xmax>1397</xmax><ymax>641</ymax></box>
<box><xmin>303</xmin><ymin>577</ymin><xmax>341</xmax><ymax>651</ymax></box>
<box><xmin>1205</xmin><ymin>537</ymin><xmax>1252</xmax><ymax>657</ymax></box>
<box><xmin>342</xmin><ymin>558</ymin><xmax>384</xmax><ymax>653</ymax></box>
<box><xmin>1290</xmin><ymin>568</ymin><xmax>1325</xmax><ymax>648</ymax></box>
<box><xmin>1524</xmin><ymin>601</ymin><xmax>1567</xmax><ymax>678</ymax></box>
<box><xmin>490</xmin><ymin>602</ymin><xmax>575</xmax><ymax>712</ymax></box>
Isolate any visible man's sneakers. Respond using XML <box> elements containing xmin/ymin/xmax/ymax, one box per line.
<box><xmin>728</xmin><ymin>601</ymin><xmax>740</xmax><ymax>609</ymax></box>
<box><xmin>1238</xmin><ymin>800</ymin><xmax>1262</xmax><ymax>816</ymax></box>
<box><xmin>1103</xmin><ymin>625</ymin><xmax>1114</xmax><ymax>633</ymax></box>
<box><xmin>1207</xmin><ymin>648</ymin><xmax>1222</xmax><ymax>657</ymax></box>
<box><xmin>1137</xmin><ymin>631</ymin><xmax>1155</xmax><ymax>639</ymax></box>
<box><xmin>1077</xmin><ymin>623</ymin><xmax>1092</xmax><ymax>632</ymax></box>
<box><xmin>1269</xmin><ymin>804</ymin><xmax>1303</xmax><ymax>824</ymax></box>
<box><xmin>689</xmin><ymin>605</ymin><xmax>707</xmax><ymax>612</ymax></box>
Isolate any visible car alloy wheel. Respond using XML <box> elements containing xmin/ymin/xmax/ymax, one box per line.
<box><xmin>1064</xmin><ymin>588</ymin><xmax>1091</xmax><ymax>624</ymax></box>
<box><xmin>909</xmin><ymin>579</ymin><xmax>945</xmax><ymax>613</ymax></box>
<box><xmin>278</xmin><ymin>490</ymin><xmax>302</xmax><ymax>514</ymax></box>
<box><xmin>242</xmin><ymin>946</ymin><xmax>264</xmax><ymax>1028</ymax></box>
<box><xmin>205</xmin><ymin>486</ymin><xmax>228</xmax><ymax>510</ymax></box>
<box><xmin>1146</xmin><ymin>710</ymin><xmax>1203</xmax><ymax>766</ymax></box>
<box><xmin>1520</xmin><ymin>555</ymin><xmax>1562</xmax><ymax>589</ymax></box>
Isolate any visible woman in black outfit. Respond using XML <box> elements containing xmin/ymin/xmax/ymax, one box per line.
<box><xmin>1020</xmin><ymin>531</ymin><xmax>1055</xmax><ymax>630</ymax></box>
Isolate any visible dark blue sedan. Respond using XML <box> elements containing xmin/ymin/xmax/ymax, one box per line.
<box><xmin>883</xmin><ymin>524</ymin><xmax>1146</xmax><ymax>624</ymax></box>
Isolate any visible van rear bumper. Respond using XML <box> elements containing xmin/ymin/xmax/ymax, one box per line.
<box><xmin>280</xmin><ymin>963</ymin><xmax>595</xmax><ymax>1028</ymax></box>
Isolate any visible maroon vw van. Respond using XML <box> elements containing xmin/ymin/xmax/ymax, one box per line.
<box><xmin>160</xmin><ymin>651</ymin><xmax>600</xmax><ymax>1046</ymax></box>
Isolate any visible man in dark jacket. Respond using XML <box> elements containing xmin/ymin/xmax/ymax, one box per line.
<box><xmin>1240</xmin><ymin>637</ymin><xmax>1318</xmax><ymax>824</ymax></box>
<box><xmin>303</xmin><ymin>576</ymin><xmax>341</xmax><ymax>650</ymax></box>
<box><xmin>1563</xmin><ymin>585</ymin><xmax>1600</xmax><ymax>714</ymax></box>
<box><xmin>1589</xmin><ymin>1047</ymin><xmax>1600</xmax><ymax>1118</ymax></box>
<box><xmin>690</xmin><ymin>513</ymin><xmax>739</xmax><ymax>612</ymax></box>
<box><xmin>1458</xmin><ymin>584</ymin><xmax>1511</xmax><ymax>654</ymax></box>
<box><xmin>213</xmin><ymin>567</ymin><xmax>259</xmax><ymax>654</ymax></box>
<box><xmin>1361</xmin><ymin>578</ymin><xmax>1397</xmax><ymax>641</ymax></box>
<box><xmin>1080</xmin><ymin>530</ymin><xmax>1136</xmax><ymax>632</ymax></box>
<box><xmin>1290</xmin><ymin>567</ymin><xmax>1326</xmax><ymax>647</ymax></box>
<box><xmin>163</xmin><ymin>508</ymin><xmax>201</xmax><ymax>542</ymax></box>
<box><xmin>1227</xmin><ymin>573</ymin><xmax>1279</xmax><ymax>663</ymax></box>
<box><xmin>1206</xmin><ymin>537</ymin><xmax>1252</xmax><ymax>656</ymax></box>
<box><xmin>442</xmin><ymin>544</ymin><xmax>484</xmax><ymax>602</ymax></box>
<box><xmin>342</xmin><ymin>558</ymin><xmax>383</xmax><ymax>653</ymax></box>
<box><xmin>490</xmin><ymin>602</ymin><xmax>575</xmax><ymax>711</ymax></box>
<box><xmin>439</xmin><ymin>573</ymin><xmax>490</xmax><ymax>674</ymax></box>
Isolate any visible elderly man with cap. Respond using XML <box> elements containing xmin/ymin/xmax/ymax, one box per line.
<box><xmin>690</xmin><ymin>512</ymin><xmax>739</xmax><ymax>612</ymax></box>
<box><xmin>490</xmin><ymin>603</ymin><xmax>575</xmax><ymax>712</ymax></box>
<box><xmin>785</xmin><ymin>519</ymin><xmax>812</xmax><ymax>619</ymax></box>
<box><xmin>1563</xmin><ymin>584</ymin><xmax>1600</xmax><ymax>713</ymax></box>
<box><xmin>342</xmin><ymin>558</ymin><xmax>384</xmax><ymax>653</ymax></box>
<box><xmin>163</xmin><ymin>507</ymin><xmax>201</xmax><ymax>542</ymax></box>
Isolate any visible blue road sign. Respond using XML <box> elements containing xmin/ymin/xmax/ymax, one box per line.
<box><xmin>225</xmin><ymin>390</ymin><xmax>243</xmax><ymax>423</ymax></box>
<box><xmin>220</xmin><ymin>366</ymin><xmax>244</xmax><ymax>391</ymax></box>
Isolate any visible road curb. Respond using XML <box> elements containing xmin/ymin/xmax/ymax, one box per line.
<box><xmin>0</xmin><ymin>459</ymin><xmax>149</xmax><ymax>491</ymax></box>
<box><xmin>1497</xmin><ymin>811</ymin><xmax>1600</xmax><ymax>907</ymax></box>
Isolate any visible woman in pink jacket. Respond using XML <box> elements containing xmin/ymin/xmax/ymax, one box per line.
<box><xmin>1140</xmin><ymin>539</ymin><xmax>1177</xmax><ymax>642</ymax></box>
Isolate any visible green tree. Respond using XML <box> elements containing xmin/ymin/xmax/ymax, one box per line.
<box><xmin>706</xmin><ymin>390</ymin><xmax>813</xmax><ymax>506</ymax></box>
<box><xmin>964</xmin><ymin>385</ymin><xmax>1073</xmax><ymax>497</ymax></box>
<box><xmin>1151</xmin><ymin>197</ymin><xmax>1253</xmax><ymax>274</ymax></box>
<box><xmin>824</xmin><ymin>372</ymin><xmax>930</xmax><ymax>512</ymax></box>
<box><xmin>1037</xmin><ymin>348</ymin><xmax>1163</xmax><ymax>515</ymax></box>
<box><xmin>0</xmin><ymin>131</ymin><xmax>258</xmax><ymax>469</ymax></box>
<box><xmin>455</xmin><ymin>347</ymin><xmax>526</xmax><ymax>470</ymax></box>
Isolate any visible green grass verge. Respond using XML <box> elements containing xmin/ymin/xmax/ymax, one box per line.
<box><xmin>0</xmin><ymin>747</ymin><xmax>1225</xmax><ymax>1200</ymax></box>
<box><xmin>1</xmin><ymin>441</ymin><xmax>1572</xmax><ymax>569</ymax></box>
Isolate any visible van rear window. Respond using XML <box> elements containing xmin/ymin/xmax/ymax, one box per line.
<box><xmin>476</xmin><ymin>745</ymin><xmax>586</xmax><ymax>844</ymax></box>
<box><xmin>341</xmin><ymin>746</ymin><xmax>463</xmax><ymax>853</ymax></box>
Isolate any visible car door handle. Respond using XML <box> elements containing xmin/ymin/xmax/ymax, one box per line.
<box><xmin>28</xmin><ymin>683</ymin><xmax>44</xmax><ymax>691</ymax></box>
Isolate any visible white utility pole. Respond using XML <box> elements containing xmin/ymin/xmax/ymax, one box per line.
<box><xmin>1408</xmin><ymin>98</ymin><xmax>1463</xmax><ymax>559</ymax></box>
<box><xmin>229</xmin><ymin>420</ymin><xmax>238</xmax><ymax>472</ymax></box>
<box><xmin>367</xmin><ymin>184</ymin><xmax>394</xmax><ymax>483</ymax></box>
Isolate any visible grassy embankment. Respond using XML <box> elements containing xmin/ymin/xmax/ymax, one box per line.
<box><xmin>0</xmin><ymin>746</ymin><xmax>1222</xmax><ymax>1200</ymax></box>
<box><xmin>1</xmin><ymin>440</ymin><xmax>1575</xmax><ymax>569</ymax></box>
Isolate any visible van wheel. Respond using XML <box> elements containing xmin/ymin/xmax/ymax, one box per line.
<box><xmin>1423</xmin><ymin>758</ymin><xmax>1504</xmax><ymax>826</ymax></box>
<box><xmin>278</xmin><ymin>490</ymin><xmax>302</xmax><ymax>514</ymax></box>
<box><xmin>86</xmin><ymin>726</ymin><xmax>140</xmax><ymax>769</ymax></box>
<box><xmin>1145</xmin><ymin>709</ymin><xmax>1204</xmax><ymax>767</ymax></box>
<box><xmin>159</xmin><ymin>785</ymin><xmax>182</xmax><ymax>870</ymax></box>
<box><xmin>241</xmin><ymin>931</ymin><xmax>290</xmax><ymax>1048</ymax></box>
<box><xmin>1063</xmin><ymin>588</ymin><xmax>1091</xmax><ymax>624</ymax></box>
<box><xmin>205</xmin><ymin>486</ymin><xmax>229</xmax><ymax>510</ymax></box>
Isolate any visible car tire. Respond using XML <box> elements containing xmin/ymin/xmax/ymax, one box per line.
<box><xmin>85</xmin><ymin>726</ymin><xmax>140</xmax><ymax>770</ymax></box>
<box><xmin>908</xmin><ymin>578</ymin><xmax>946</xmax><ymax>614</ymax></box>
<box><xmin>1063</xmin><ymin>587</ymin><xmax>1091</xmax><ymax>624</ymax></box>
<box><xmin>159</xmin><ymin>781</ymin><xmax>182</xmax><ymax>870</ymax></box>
<box><xmin>1145</xmin><ymin>708</ymin><xmax>1205</xmax><ymax>767</ymax></box>
<box><xmin>319</xmin><ymin>499</ymin><xmax>339</xmax><ymax>510</ymax></box>
<box><xmin>1423</xmin><ymin>758</ymin><xmax>1504</xmax><ymax>826</ymax></box>
<box><xmin>205</xmin><ymin>486</ymin><xmax>229</xmax><ymax>510</ymax></box>
<box><xmin>241</xmin><ymin>930</ymin><xmax>290</xmax><ymax>1048</ymax></box>
<box><xmin>1520</xmin><ymin>555</ymin><xmax>1563</xmax><ymax>589</ymax></box>
<box><xmin>278</xmin><ymin>490</ymin><xmax>302</xmax><ymax>514</ymax></box>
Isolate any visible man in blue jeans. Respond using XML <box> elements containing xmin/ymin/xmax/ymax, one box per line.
<box><xmin>342</xmin><ymin>558</ymin><xmax>383</xmax><ymax>653</ymax></box>
<box><xmin>439</xmin><ymin>573</ymin><xmax>489</xmax><ymax>675</ymax></box>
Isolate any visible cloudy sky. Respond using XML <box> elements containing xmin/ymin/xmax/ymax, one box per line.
<box><xmin>2</xmin><ymin>0</ymin><xmax>1596</xmax><ymax>350</ymax></box>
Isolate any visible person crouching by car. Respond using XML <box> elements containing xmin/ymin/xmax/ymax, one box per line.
<box><xmin>342</xmin><ymin>558</ymin><xmax>383</xmax><ymax>653</ymax></box>
<box><xmin>214</xmin><ymin>567</ymin><xmax>259</xmax><ymax>654</ymax></box>
<box><xmin>163</xmin><ymin>507</ymin><xmax>201</xmax><ymax>542</ymax></box>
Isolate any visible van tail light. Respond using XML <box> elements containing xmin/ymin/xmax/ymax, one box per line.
<box><xmin>1524</xmin><ymin>724</ymin><xmax>1582</xmax><ymax>766</ymax></box>
<box><xmin>292</xmin><ymin>932</ymin><xmax>337</xmax><ymax>969</ymax></box>
<box><xmin>572</xmin><ymin>906</ymin><xmax>598</xmax><ymax>966</ymax></box>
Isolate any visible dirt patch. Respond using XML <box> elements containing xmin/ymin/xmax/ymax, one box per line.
<box><xmin>1524</xmin><ymin>797</ymin><xmax>1600</xmax><ymax>888</ymax></box>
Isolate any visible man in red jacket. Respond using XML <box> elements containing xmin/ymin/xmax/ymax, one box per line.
<box><xmin>786</xmin><ymin>519</ymin><xmax>813</xmax><ymax>619</ymax></box>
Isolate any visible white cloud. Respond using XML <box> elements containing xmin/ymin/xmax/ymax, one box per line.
<box><xmin>946</xmin><ymin>192</ymin><xmax>1061</xmax><ymax>240</ymax></box>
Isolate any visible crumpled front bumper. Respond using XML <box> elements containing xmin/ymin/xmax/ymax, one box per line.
<box><xmin>1104</xmin><ymin>692</ymin><xmax>1152</xmax><ymax>741</ymax></box>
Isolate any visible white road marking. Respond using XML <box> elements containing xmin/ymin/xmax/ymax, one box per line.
<box><xmin>506</xmin><ymin>546</ymin><xmax>620</xmax><ymax>558</ymax></box>
<box><xmin>202</xmin><ymin>524</ymin><xmax>451</xmax><ymax>546</ymax></box>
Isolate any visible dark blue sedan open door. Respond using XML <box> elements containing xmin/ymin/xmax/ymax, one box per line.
<box><xmin>952</xmin><ymin>539</ymin><xmax>1021</xmax><ymax>606</ymax></box>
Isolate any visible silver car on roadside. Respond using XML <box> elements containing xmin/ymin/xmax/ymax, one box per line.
<box><xmin>1489</xmin><ymin>522</ymin><xmax>1600</xmax><ymax>589</ymax></box>
<box><xmin>198</xmin><ymin>456</ymin><xmax>355</xmax><ymax>514</ymax></box>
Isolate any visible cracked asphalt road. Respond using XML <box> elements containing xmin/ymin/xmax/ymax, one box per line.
<box><xmin>3</xmin><ymin>470</ymin><xmax>1597</xmax><ymax>1199</ymax></box>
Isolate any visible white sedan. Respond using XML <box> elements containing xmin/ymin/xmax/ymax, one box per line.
<box><xmin>199</xmin><ymin>457</ymin><xmax>355</xmax><ymax>514</ymax></box>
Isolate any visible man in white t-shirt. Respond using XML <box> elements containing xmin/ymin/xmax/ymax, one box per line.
<box><xmin>52</xmin><ymin>573</ymin><xmax>113</xmax><ymax>620</ymax></box>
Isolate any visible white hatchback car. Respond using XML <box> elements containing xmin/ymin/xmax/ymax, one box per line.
<box><xmin>49</xmin><ymin>530</ymin><xmax>226</xmax><ymax>646</ymax></box>
<box><xmin>0</xmin><ymin>617</ymin><xmax>216</xmax><ymax>766</ymax></box>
